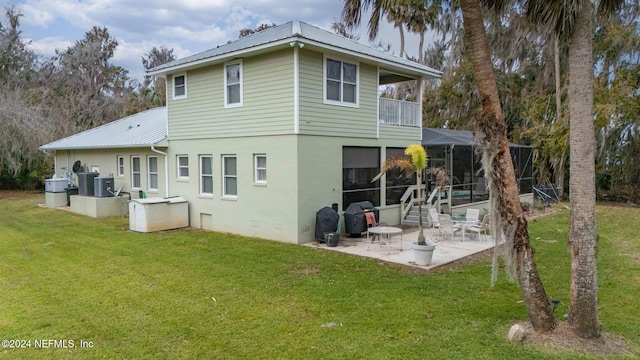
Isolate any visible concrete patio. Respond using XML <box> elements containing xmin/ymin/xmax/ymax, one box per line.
<box><xmin>306</xmin><ymin>226</ymin><xmax>495</xmax><ymax>271</ymax></box>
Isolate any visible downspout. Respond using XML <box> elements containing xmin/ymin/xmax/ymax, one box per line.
<box><xmin>151</xmin><ymin>145</ymin><xmax>169</xmax><ymax>197</ymax></box>
<box><xmin>291</xmin><ymin>40</ymin><xmax>302</xmax><ymax>134</ymax></box>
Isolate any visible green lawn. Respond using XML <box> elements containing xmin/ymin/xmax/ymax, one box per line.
<box><xmin>1</xmin><ymin>195</ymin><xmax>638</xmax><ymax>359</ymax></box>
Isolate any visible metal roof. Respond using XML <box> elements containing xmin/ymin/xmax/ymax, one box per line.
<box><xmin>39</xmin><ymin>107</ymin><xmax>168</xmax><ymax>151</ymax></box>
<box><xmin>422</xmin><ymin>128</ymin><xmax>530</xmax><ymax>148</ymax></box>
<box><xmin>148</xmin><ymin>20</ymin><xmax>442</xmax><ymax>79</ymax></box>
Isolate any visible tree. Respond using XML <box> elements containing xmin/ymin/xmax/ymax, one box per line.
<box><xmin>526</xmin><ymin>0</ymin><xmax>626</xmax><ymax>339</ymax></box>
<box><xmin>459</xmin><ymin>0</ymin><xmax>555</xmax><ymax>332</ymax></box>
<box><xmin>343</xmin><ymin>0</ymin><xmax>557</xmax><ymax>332</ymax></box>
<box><xmin>330</xmin><ymin>22</ymin><xmax>361</xmax><ymax>40</ymax></box>
<box><xmin>45</xmin><ymin>26</ymin><xmax>129</xmax><ymax>130</ymax></box>
<box><xmin>141</xmin><ymin>45</ymin><xmax>176</xmax><ymax>107</ymax></box>
<box><xmin>373</xmin><ymin>144</ymin><xmax>429</xmax><ymax>244</ymax></box>
<box><xmin>238</xmin><ymin>23</ymin><xmax>276</xmax><ymax>38</ymax></box>
<box><xmin>0</xmin><ymin>6</ymin><xmax>36</xmax><ymax>84</ymax></box>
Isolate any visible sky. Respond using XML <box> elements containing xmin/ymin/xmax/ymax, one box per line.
<box><xmin>2</xmin><ymin>0</ymin><xmax>422</xmax><ymax>83</ymax></box>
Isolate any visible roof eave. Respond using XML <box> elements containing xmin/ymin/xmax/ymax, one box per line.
<box><xmin>39</xmin><ymin>138</ymin><xmax>169</xmax><ymax>152</ymax></box>
<box><xmin>147</xmin><ymin>35</ymin><xmax>442</xmax><ymax>79</ymax></box>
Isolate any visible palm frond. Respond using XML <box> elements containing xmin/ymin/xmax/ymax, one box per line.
<box><xmin>405</xmin><ymin>143</ymin><xmax>427</xmax><ymax>170</ymax></box>
<box><xmin>371</xmin><ymin>155</ymin><xmax>415</xmax><ymax>182</ymax></box>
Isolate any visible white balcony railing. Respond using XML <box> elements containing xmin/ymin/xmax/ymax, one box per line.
<box><xmin>379</xmin><ymin>97</ymin><xmax>420</xmax><ymax>127</ymax></box>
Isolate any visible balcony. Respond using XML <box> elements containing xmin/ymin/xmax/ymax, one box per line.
<box><xmin>378</xmin><ymin>97</ymin><xmax>421</xmax><ymax>127</ymax></box>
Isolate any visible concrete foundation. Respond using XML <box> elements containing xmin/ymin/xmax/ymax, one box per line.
<box><xmin>70</xmin><ymin>195</ymin><xmax>129</xmax><ymax>218</ymax></box>
<box><xmin>45</xmin><ymin>192</ymin><xmax>68</xmax><ymax>208</ymax></box>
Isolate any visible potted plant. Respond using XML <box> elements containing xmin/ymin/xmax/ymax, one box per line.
<box><xmin>373</xmin><ymin>144</ymin><xmax>436</xmax><ymax>265</ymax></box>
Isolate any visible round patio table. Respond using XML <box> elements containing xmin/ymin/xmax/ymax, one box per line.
<box><xmin>451</xmin><ymin>216</ymin><xmax>479</xmax><ymax>242</ymax></box>
<box><xmin>367</xmin><ymin>226</ymin><xmax>403</xmax><ymax>253</ymax></box>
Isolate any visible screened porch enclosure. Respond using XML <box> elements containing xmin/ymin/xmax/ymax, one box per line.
<box><xmin>423</xmin><ymin>128</ymin><xmax>533</xmax><ymax>207</ymax></box>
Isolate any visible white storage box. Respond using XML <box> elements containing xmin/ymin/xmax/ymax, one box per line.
<box><xmin>129</xmin><ymin>197</ymin><xmax>189</xmax><ymax>233</ymax></box>
<box><xmin>45</xmin><ymin>178</ymin><xmax>68</xmax><ymax>193</ymax></box>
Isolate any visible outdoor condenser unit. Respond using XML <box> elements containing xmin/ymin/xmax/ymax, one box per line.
<box><xmin>94</xmin><ymin>177</ymin><xmax>115</xmax><ymax>198</ymax></box>
<box><xmin>78</xmin><ymin>172</ymin><xmax>99</xmax><ymax>196</ymax></box>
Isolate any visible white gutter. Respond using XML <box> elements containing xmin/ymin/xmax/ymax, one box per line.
<box><xmin>151</xmin><ymin>145</ymin><xmax>169</xmax><ymax>197</ymax></box>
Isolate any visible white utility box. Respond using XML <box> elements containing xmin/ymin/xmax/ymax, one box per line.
<box><xmin>129</xmin><ymin>197</ymin><xmax>189</xmax><ymax>233</ymax></box>
<box><xmin>45</xmin><ymin>178</ymin><xmax>68</xmax><ymax>193</ymax></box>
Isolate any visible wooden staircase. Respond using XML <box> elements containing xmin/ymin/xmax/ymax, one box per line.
<box><xmin>400</xmin><ymin>185</ymin><xmax>451</xmax><ymax>227</ymax></box>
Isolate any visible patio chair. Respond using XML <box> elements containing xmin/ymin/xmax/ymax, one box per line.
<box><xmin>465</xmin><ymin>208</ymin><xmax>480</xmax><ymax>224</ymax></box>
<box><xmin>466</xmin><ymin>214</ymin><xmax>490</xmax><ymax>241</ymax></box>
<box><xmin>438</xmin><ymin>214</ymin><xmax>461</xmax><ymax>241</ymax></box>
<box><xmin>429</xmin><ymin>208</ymin><xmax>440</xmax><ymax>230</ymax></box>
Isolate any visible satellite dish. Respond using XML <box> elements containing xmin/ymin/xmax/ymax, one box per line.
<box><xmin>72</xmin><ymin>161</ymin><xmax>82</xmax><ymax>173</ymax></box>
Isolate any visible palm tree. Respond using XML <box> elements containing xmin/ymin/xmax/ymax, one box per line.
<box><xmin>373</xmin><ymin>144</ymin><xmax>429</xmax><ymax>244</ymax></box>
<box><xmin>343</xmin><ymin>0</ymin><xmax>557</xmax><ymax>332</ymax></box>
<box><xmin>459</xmin><ymin>0</ymin><xmax>556</xmax><ymax>332</ymax></box>
<box><xmin>526</xmin><ymin>0</ymin><xmax>625</xmax><ymax>339</ymax></box>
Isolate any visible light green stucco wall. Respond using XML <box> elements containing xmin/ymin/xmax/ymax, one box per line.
<box><xmin>295</xmin><ymin>135</ymin><xmax>417</xmax><ymax>243</ymax></box>
<box><xmin>53</xmin><ymin>148</ymin><xmax>167</xmax><ymax>198</ymax></box>
<box><xmin>166</xmin><ymin>136</ymin><xmax>300</xmax><ymax>243</ymax></box>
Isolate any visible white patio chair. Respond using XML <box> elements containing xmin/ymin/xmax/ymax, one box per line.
<box><xmin>466</xmin><ymin>214</ymin><xmax>490</xmax><ymax>241</ymax></box>
<box><xmin>465</xmin><ymin>208</ymin><xmax>480</xmax><ymax>224</ymax></box>
<box><xmin>438</xmin><ymin>214</ymin><xmax>461</xmax><ymax>241</ymax></box>
<box><xmin>429</xmin><ymin>208</ymin><xmax>440</xmax><ymax>230</ymax></box>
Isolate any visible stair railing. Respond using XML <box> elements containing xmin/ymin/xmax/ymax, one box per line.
<box><xmin>400</xmin><ymin>184</ymin><xmax>425</xmax><ymax>225</ymax></box>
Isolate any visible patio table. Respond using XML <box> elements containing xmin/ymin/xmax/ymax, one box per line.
<box><xmin>451</xmin><ymin>216</ymin><xmax>479</xmax><ymax>242</ymax></box>
<box><xmin>367</xmin><ymin>226</ymin><xmax>403</xmax><ymax>253</ymax></box>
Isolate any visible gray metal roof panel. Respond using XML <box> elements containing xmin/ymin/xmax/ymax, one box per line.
<box><xmin>40</xmin><ymin>107</ymin><xmax>167</xmax><ymax>151</ymax></box>
<box><xmin>149</xmin><ymin>20</ymin><xmax>442</xmax><ymax>78</ymax></box>
<box><xmin>422</xmin><ymin>128</ymin><xmax>529</xmax><ymax>148</ymax></box>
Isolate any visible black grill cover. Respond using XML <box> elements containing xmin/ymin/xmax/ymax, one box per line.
<box><xmin>344</xmin><ymin>201</ymin><xmax>379</xmax><ymax>235</ymax></box>
<box><xmin>315</xmin><ymin>207</ymin><xmax>339</xmax><ymax>241</ymax></box>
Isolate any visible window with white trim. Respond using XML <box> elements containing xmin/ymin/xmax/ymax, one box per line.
<box><xmin>131</xmin><ymin>156</ymin><xmax>141</xmax><ymax>189</ymax></box>
<box><xmin>177</xmin><ymin>155</ymin><xmax>189</xmax><ymax>179</ymax></box>
<box><xmin>324</xmin><ymin>58</ymin><xmax>358</xmax><ymax>106</ymax></box>
<box><xmin>173</xmin><ymin>74</ymin><xmax>186</xmax><ymax>99</ymax></box>
<box><xmin>117</xmin><ymin>156</ymin><xmax>124</xmax><ymax>177</ymax></box>
<box><xmin>222</xmin><ymin>155</ymin><xmax>237</xmax><ymax>197</ymax></box>
<box><xmin>254</xmin><ymin>154</ymin><xmax>267</xmax><ymax>184</ymax></box>
<box><xmin>200</xmin><ymin>155</ymin><xmax>213</xmax><ymax>195</ymax></box>
<box><xmin>148</xmin><ymin>156</ymin><xmax>158</xmax><ymax>191</ymax></box>
<box><xmin>224</xmin><ymin>60</ymin><xmax>242</xmax><ymax>107</ymax></box>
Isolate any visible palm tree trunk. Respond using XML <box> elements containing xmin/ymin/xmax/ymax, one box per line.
<box><xmin>568</xmin><ymin>1</ymin><xmax>599</xmax><ymax>339</ymax></box>
<box><xmin>554</xmin><ymin>35</ymin><xmax>564</xmax><ymax>197</ymax></box>
<box><xmin>399</xmin><ymin>23</ymin><xmax>406</xmax><ymax>58</ymax></box>
<box><xmin>460</xmin><ymin>0</ymin><xmax>556</xmax><ymax>332</ymax></box>
<box><xmin>417</xmin><ymin>171</ymin><xmax>426</xmax><ymax>244</ymax></box>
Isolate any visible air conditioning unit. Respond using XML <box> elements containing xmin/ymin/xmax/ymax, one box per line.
<box><xmin>78</xmin><ymin>172</ymin><xmax>99</xmax><ymax>196</ymax></box>
<box><xmin>94</xmin><ymin>177</ymin><xmax>114</xmax><ymax>198</ymax></box>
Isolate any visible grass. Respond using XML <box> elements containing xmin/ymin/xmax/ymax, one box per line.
<box><xmin>0</xmin><ymin>195</ymin><xmax>638</xmax><ymax>359</ymax></box>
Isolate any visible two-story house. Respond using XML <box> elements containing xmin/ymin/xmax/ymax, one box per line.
<box><xmin>40</xmin><ymin>20</ymin><xmax>442</xmax><ymax>244</ymax></box>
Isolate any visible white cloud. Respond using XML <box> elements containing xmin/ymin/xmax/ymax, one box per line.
<box><xmin>10</xmin><ymin>0</ymin><xmax>423</xmax><ymax>82</ymax></box>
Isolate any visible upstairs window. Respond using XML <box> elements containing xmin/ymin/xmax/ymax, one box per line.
<box><xmin>224</xmin><ymin>60</ymin><xmax>243</xmax><ymax>107</ymax></box>
<box><xmin>325</xmin><ymin>58</ymin><xmax>358</xmax><ymax>106</ymax></box>
<box><xmin>173</xmin><ymin>74</ymin><xmax>186</xmax><ymax>99</ymax></box>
